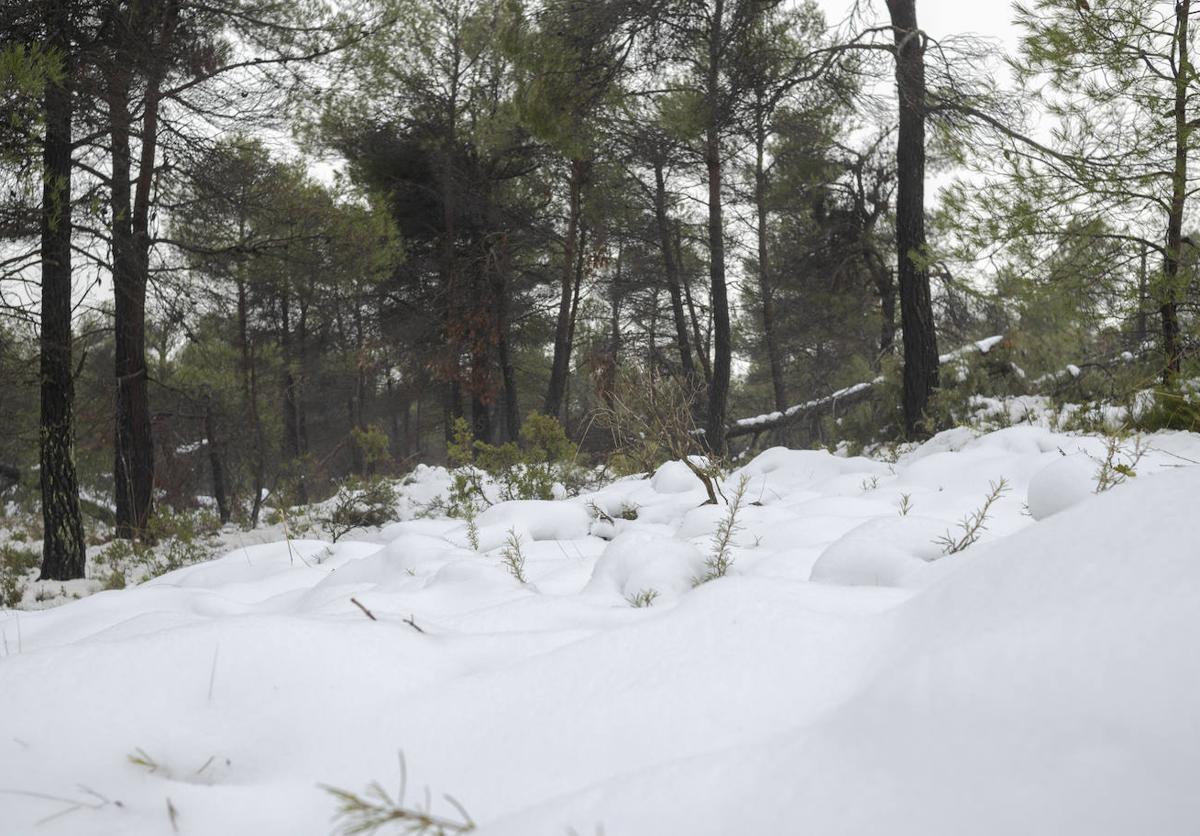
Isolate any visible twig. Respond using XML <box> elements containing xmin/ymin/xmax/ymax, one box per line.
<box><xmin>350</xmin><ymin>598</ymin><xmax>377</xmax><ymax>621</ymax></box>
<box><xmin>403</xmin><ymin>615</ymin><xmax>425</xmax><ymax>634</ymax></box>
<box><xmin>166</xmin><ymin>797</ymin><xmax>179</xmax><ymax>833</ymax></box>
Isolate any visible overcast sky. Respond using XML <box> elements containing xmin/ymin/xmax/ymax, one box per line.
<box><xmin>815</xmin><ymin>0</ymin><xmax>1020</xmax><ymax>51</ymax></box>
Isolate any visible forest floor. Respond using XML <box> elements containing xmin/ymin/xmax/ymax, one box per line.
<box><xmin>2</xmin><ymin>406</ymin><xmax>1199</xmax><ymax>835</ymax></box>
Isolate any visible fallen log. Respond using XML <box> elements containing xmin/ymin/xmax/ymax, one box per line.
<box><xmin>726</xmin><ymin>335</ymin><xmax>1007</xmax><ymax>441</ymax></box>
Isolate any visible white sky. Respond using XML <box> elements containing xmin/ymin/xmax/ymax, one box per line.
<box><xmin>815</xmin><ymin>0</ymin><xmax>1021</xmax><ymax>49</ymax></box>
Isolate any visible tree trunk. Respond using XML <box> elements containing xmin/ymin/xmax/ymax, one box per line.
<box><xmin>38</xmin><ymin>0</ymin><xmax>86</xmax><ymax>581</ymax></box>
<box><xmin>873</xmin><ymin>257</ymin><xmax>897</xmax><ymax>360</ymax></box>
<box><xmin>109</xmin><ymin>75</ymin><xmax>155</xmax><ymax>539</ymax></box>
<box><xmin>1161</xmin><ymin>0</ymin><xmax>1190</xmax><ymax>386</ymax></box>
<box><xmin>566</xmin><ymin>222</ymin><xmax>587</xmax><ymax>361</ymax></box>
<box><xmin>236</xmin><ymin>272</ymin><xmax>265</xmax><ymax>524</ymax></box>
<box><xmin>280</xmin><ymin>287</ymin><xmax>302</xmax><ymax>461</ymax></box>
<box><xmin>754</xmin><ymin>125</ymin><xmax>786</xmax><ymax>411</ymax></box>
<box><xmin>887</xmin><ymin>0</ymin><xmax>940</xmax><ymax>439</ymax></box>
<box><xmin>445</xmin><ymin>379</ymin><xmax>463</xmax><ymax>446</ymax></box>
<box><xmin>1136</xmin><ymin>244</ymin><xmax>1149</xmax><ymax>346</ymax></box>
<box><xmin>494</xmin><ymin>247</ymin><xmax>520</xmax><ymax>443</ymax></box>
<box><xmin>681</xmin><ymin>237</ymin><xmax>713</xmax><ymax>387</ymax></box>
<box><xmin>298</xmin><ymin>294</ymin><xmax>310</xmax><ymax>454</ymax></box>
<box><xmin>203</xmin><ymin>399</ymin><xmax>231</xmax><ymax>524</ymax></box>
<box><xmin>603</xmin><ymin>244</ymin><xmax>624</xmax><ymax>411</ymax></box>
<box><xmin>545</xmin><ymin>157</ymin><xmax>589</xmax><ymax>422</ymax></box>
<box><xmin>703</xmin><ymin>0</ymin><xmax>731</xmax><ymax>452</ymax></box>
<box><xmin>653</xmin><ymin>159</ymin><xmax>697</xmax><ymax>384</ymax></box>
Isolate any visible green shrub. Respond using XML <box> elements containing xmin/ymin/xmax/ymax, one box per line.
<box><xmin>93</xmin><ymin>508</ymin><xmax>215</xmax><ymax>583</ymax></box>
<box><xmin>0</xmin><ymin>543</ymin><xmax>38</xmax><ymax>608</ymax></box>
<box><xmin>352</xmin><ymin>425</ymin><xmax>392</xmax><ymax>471</ymax></box>
<box><xmin>445</xmin><ymin>414</ymin><xmax>582</xmax><ymax>512</ymax></box>
<box><xmin>320</xmin><ymin>477</ymin><xmax>399</xmax><ymax>542</ymax></box>
<box><xmin>1137</xmin><ymin>385</ymin><xmax>1200</xmax><ymax>433</ymax></box>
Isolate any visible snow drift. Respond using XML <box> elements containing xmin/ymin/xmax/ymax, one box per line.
<box><xmin>1</xmin><ymin>426</ymin><xmax>1198</xmax><ymax>835</ymax></box>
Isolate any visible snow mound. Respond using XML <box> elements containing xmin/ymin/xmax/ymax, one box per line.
<box><xmin>585</xmin><ymin>531</ymin><xmax>707</xmax><ymax>600</ymax></box>
<box><xmin>650</xmin><ymin>460</ymin><xmax>703</xmax><ymax>494</ymax></box>
<box><xmin>475</xmin><ymin>499</ymin><xmax>592</xmax><ymax>541</ymax></box>
<box><xmin>1027</xmin><ymin>453</ymin><xmax>1097</xmax><ymax>520</ymax></box>
<box><xmin>809</xmin><ymin>515</ymin><xmax>946</xmax><ymax>586</ymax></box>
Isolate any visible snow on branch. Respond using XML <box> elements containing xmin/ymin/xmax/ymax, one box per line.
<box><xmin>725</xmin><ymin>336</ymin><xmax>1007</xmax><ymax>440</ymax></box>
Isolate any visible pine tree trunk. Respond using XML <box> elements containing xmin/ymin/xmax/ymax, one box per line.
<box><xmin>754</xmin><ymin>127</ymin><xmax>786</xmax><ymax>412</ymax></box>
<box><xmin>654</xmin><ymin>159</ymin><xmax>697</xmax><ymax>384</ymax></box>
<box><xmin>495</xmin><ymin>260</ymin><xmax>520</xmax><ymax>443</ymax></box>
<box><xmin>873</xmin><ymin>258</ymin><xmax>897</xmax><ymax>360</ymax></box>
<box><xmin>703</xmin><ymin>0</ymin><xmax>731</xmax><ymax>452</ymax></box>
<box><xmin>887</xmin><ymin>0</ymin><xmax>940</xmax><ymax>439</ymax></box>
<box><xmin>545</xmin><ymin>158</ymin><xmax>589</xmax><ymax>421</ymax></box>
<box><xmin>604</xmin><ymin>245</ymin><xmax>624</xmax><ymax>411</ymax></box>
<box><xmin>38</xmin><ymin>0</ymin><xmax>86</xmax><ymax>581</ymax></box>
<box><xmin>298</xmin><ymin>295</ymin><xmax>310</xmax><ymax>454</ymax></box>
<box><xmin>109</xmin><ymin>75</ymin><xmax>155</xmax><ymax>538</ymax></box>
<box><xmin>235</xmin><ymin>271</ymin><xmax>265</xmax><ymax>524</ymax></box>
<box><xmin>1136</xmin><ymin>244</ymin><xmax>1149</xmax><ymax>346</ymax></box>
<box><xmin>280</xmin><ymin>287</ymin><xmax>303</xmax><ymax>461</ymax></box>
<box><xmin>681</xmin><ymin>238</ymin><xmax>713</xmax><ymax>387</ymax></box>
<box><xmin>1162</xmin><ymin>0</ymin><xmax>1190</xmax><ymax>386</ymax></box>
<box><xmin>203</xmin><ymin>399</ymin><xmax>231</xmax><ymax>524</ymax></box>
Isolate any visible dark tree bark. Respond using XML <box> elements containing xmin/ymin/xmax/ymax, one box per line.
<box><xmin>753</xmin><ymin>122</ymin><xmax>786</xmax><ymax>412</ymax></box>
<box><xmin>703</xmin><ymin>0</ymin><xmax>731</xmax><ymax>451</ymax></box>
<box><xmin>602</xmin><ymin>244</ymin><xmax>624</xmax><ymax>411</ymax></box>
<box><xmin>1161</xmin><ymin>0</ymin><xmax>1190</xmax><ymax>385</ymax></box>
<box><xmin>680</xmin><ymin>240</ymin><xmax>713</xmax><ymax>387</ymax></box>
<box><xmin>444</xmin><ymin>379</ymin><xmax>464</xmax><ymax>444</ymax></box>
<box><xmin>297</xmin><ymin>292</ymin><xmax>311</xmax><ymax>453</ymax></box>
<box><xmin>107</xmin><ymin>0</ymin><xmax>179</xmax><ymax>537</ymax></box>
<box><xmin>1136</xmin><ymin>244</ymin><xmax>1149</xmax><ymax>346</ymax></box>
<box><xmin>872</xmin><ymin>258</ymin><xmax>897</xmax><ymax>360</ymax></box>
<box><xmin>482</xmin><ymin>182</ymin><xmax>520</xmax><ymax>443</ymax></box>
<box><xmin>108</xmin><ymin>72</ymin><xmax>156</xmax><ymax>538</ymax></box>
<box><xmin>545</xmin><ymin>157</ymin><xmax>590</xmax><ymax>422</ymax></box>
<box><xmin>280</xmin><ymin>286</ymin><xmax>303</xmax><ymax>462</ymax></box>
<box><xmin>566</xmin><ymin>222</ymin><xmax>587</xmax><ymax>362</ymax></box>
<box><xmin>498</xmin><ymin>318</ymin><xmax>520</xmax><ymax>442</ymax></box>
<box><xmin>203</xmin><ymin>398</ymin><xmax>231</xmax><ymax>524</ymax></box>
<box><xmin>38</xmin><ymin>0</ymin><xmax>87</xmax><ymax>581</ymax></box>
<box><xmin>235</xmin><ymin>269</ymin><xmax>265</xmax><ymax>524</ymax></box>
<box><xmin>887</xmin><ymin>0</ymin><xmax>940</xmax><ymax>438</ymax></box>
<box><xmin>653</xmin><ymin>158</ymin><xmax>697</xmax><ymax>384</ymax></box>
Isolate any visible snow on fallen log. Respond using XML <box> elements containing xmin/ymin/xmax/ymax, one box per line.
<box><xmin>1030</xmin><ymin>345</ymin><xmax>1147</xmax><ymax>392</ymax></box>
<box><xmin>725</xmin><ymin>335</ymin><xmax>1007</xmax><ymax>440</ymax></box>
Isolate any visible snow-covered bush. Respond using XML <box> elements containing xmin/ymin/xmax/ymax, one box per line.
<box><xmin>319</xmin><ymin>477</ymin><xmax>400</xmax><ymax>542</ymax></box>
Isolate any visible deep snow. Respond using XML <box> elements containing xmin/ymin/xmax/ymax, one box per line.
<box><xmin>2</xmin><ymin>426</ymin><xmax>1199</xmax><ymax>835</ymax></box>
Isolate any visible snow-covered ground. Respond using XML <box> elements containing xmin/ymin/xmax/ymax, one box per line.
<box><xmin>2</xmin><ymin>425</ymin><xmax>1199</xmax><ymax>835</ymax></box>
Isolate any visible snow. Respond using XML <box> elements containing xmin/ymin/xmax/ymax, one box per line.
<box><xmin>649</xmin><ymin>459</ymin><xmax>703</xmax><ymax>493</ymax></box>
<box><xmin>585</xmin><ymin>531</ymin><xmax>707</xmax><ymax>600</ymax></box>
<box><xmin>1027</xmin><ymin>453</ymin><xmax>1097</xmax><ymax>520</ymax></box>
<box><xmin>469</xmin><ymin>499</ymin><xmax>592</xmax><ymax>543</ymax></box>
<box><xmin>2</xmin><ymin>425</ymin><xmax>1200</xmax><ymax>835</ymax></box>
